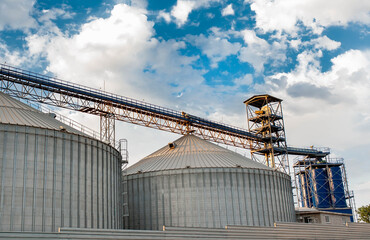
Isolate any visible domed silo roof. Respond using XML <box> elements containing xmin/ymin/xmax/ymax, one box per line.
<box><xmin>0</xmin><ymin>92</ymin><xmax>123</xmax><ymax>232</ymax></box>
<box><xmin>0</xmin><ymin>91</ymin><xmax>87</xmax><ymax>136</ymax></box>
<box><xmin>127</xmin><ymin>134</ymin><xmax>270</xmax><ymax>174</ymax></box>
<box><xmin>125</xmin><ymin>134</ymin><xmax>296</xmax><ymax>230</ymax></box>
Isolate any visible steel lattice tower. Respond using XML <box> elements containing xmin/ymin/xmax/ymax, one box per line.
<box><xmin>244</xmin><ymin>95</ymin><xmax>290</xmax><ymax>174</ymax></box>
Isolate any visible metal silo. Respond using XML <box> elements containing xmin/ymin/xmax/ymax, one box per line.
<box><xmin>0</xmin><ymin>92</ymin><xmax>123</xmax><ymax>232</ymax></box>
<box><xmin>125</xmin><ymin>134</ymin><xmax>296</xmax><ymax>230</ymax></box>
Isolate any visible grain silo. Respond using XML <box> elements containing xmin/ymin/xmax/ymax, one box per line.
<box><xmin>0</xmin><ymin>92</ymin><xmax>122</xmax><ymax>232</ymax></box>
<box><xmin>125</xmin><ymin>134</ymin><xmax>296</xmax><ymax>230</ymax></box>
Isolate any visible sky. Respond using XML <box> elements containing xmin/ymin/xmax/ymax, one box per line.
<box><xmin>0</xmin><ymin>0</ymin><xmax>369</xmax><ymax>210</ymax></box>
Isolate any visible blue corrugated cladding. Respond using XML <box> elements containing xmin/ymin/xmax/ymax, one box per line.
<box><xmin>311</xmin><ymin>168</ymin><xmax>331</xmax><ymax>208</ymax></box>
<box><xmin>300</xmin><ymin>165</ymin><xmax>349</xmax><ymax>209</ymax></box>
<box><xmin>329</xmin><ymin>166</ymin><xmax>347</xmax><ymax>208</ymax></box>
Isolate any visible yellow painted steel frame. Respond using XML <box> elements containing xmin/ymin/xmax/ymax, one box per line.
<box><xmin>245</xmin><ymin>95</ymin><xmax>290</xmax><ymax>174</ymax></box>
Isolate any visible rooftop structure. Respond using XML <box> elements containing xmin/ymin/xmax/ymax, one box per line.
<box><xmin>0</xmin><ymin>91</ymin><xmax>86</xmax><ymax>136</ymax></box>
<box><xmin>127</xmin><ymin>134</ymin><xmax>270</xmax><ymax>174</ymax></box>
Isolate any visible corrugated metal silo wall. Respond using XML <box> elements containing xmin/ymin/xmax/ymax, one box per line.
<box><xmin>125</xmin><ymin>168</ymin><xmax>296</xmax><ymax>230</ymax></box>
<box><xmin>0</xmin><ymin>124</ymin><xmax>123</xmax><ymax>232</ymax></box>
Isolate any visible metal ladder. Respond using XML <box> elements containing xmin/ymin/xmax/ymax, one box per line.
<box><xmin>118</xmin><ymin>139</ymin><xmax>129</xmax><ymax>228</ymax></box>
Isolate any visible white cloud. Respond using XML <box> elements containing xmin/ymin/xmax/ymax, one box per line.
<box><xmin>233</xmin><ymin>74</ymin><xmax>253</xmax><ymax>86</ymax></box>
<box><xmin>238</xmin><ymin>29</ymin><xmax>287</xmax><ymax>72</ymax></box>
<box><xmin>26</xmin><ymin>5</ymin><xmax>77</xmax><ymax>57</ymax></box>
<box><xmin>261</xmin><ymin>48</ymin><xmax>370</xmax><ymax>156</ymax></box>
<box><xmin>258</xmin><ymin>49</ymin><xmax>370</xmax><ymax>208</ymax></box>
<box><xmin>168</xmin><ymin>0</ymin><xmax>221</xmax><ymax>27</ymax></box>
<box><xmin>26</xmin><ymin>4</ymin><xmax>252</xmax><ymax>163</ymax></box>
<box><xmin>188</xmin><ymin>33</ymin><xmax>241</xmax><ymax>68</ymax></box>
<box><xmin>23</xmin><ymin>4</ymin><xmax>191</xmax><ymax>161</ymax></box>
<box><xmin>248</xmin><ymin>0</ymin><xmax>370</xmax><ymax>34</ymax></box>
<box><xmin>0</xmin><ymin>0</ymin><xmax>37</xmax><ymax>30</ymax></box>
<box><xmin>288</xmin><ymin>36</ymin><xmax>341</xmax><ymax>51</ymax></box>
<box><xmin>39</xmin><ymin>7</ymin><xmax>75</xmax><ymax>23</ymax></box>
<box><xmin>222</xmin><ymin>4</ymin><xmax>234</xmax><ymax>16</ymax></box>
<box><xmin>27</xmin><ymin>34</ymin><xmax>50</xmax><ymax>56</ymax></box>
<box><xmin>114</xmin><ymin>0</ymin><xmax>148</xmax><ymax>8</ymax></box>
<box><xmin>0</xmin><ymin>42</ymin><xmax>28</xmax><ymax>66</ymax></box>
<box><xmin>310</xmin><ymin>36</ymin><xmax>341</xmax><ymax>51</ymax></box>
<box><xmin>289</xmin><ymin>39</ymin><xmax>301</xmax><ymax>50</ymax></box>
<box><xmin>39</xmin><ymin>4</ymin><xmax>156</xmax><ymax>90</ymax></box>
<box><xmin>352</xmin><ymin>179</ymin><xmax>370</xmax><ymax>208</ymax></box>
<box><xmin>171</xmin><ymin>0</ymin><xmax>196</xmax><ymax>27</ymax></box>
<box><xmin>158</xmin><ymin>10</ymin><xmax>172</xmax><ymax>23</ymax></box>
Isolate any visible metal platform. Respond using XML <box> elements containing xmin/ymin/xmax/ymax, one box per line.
<box><xmin>287</xmin><ymin>147</ymin><xmax>330</xmax><ymax>157</ymax></box>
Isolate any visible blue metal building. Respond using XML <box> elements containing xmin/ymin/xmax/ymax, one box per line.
<box><xmin>294</xmin><ymin>157</ymin><xmax>355</xmax><ymax>221</ymax></box>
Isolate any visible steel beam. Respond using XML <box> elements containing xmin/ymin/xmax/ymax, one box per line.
<box><xmin>0</xmin><ymin>64</ymin><xmax>329</xmax><ymax>168</ymax></box>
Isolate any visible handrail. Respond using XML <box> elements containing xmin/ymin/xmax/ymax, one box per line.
<box><xmin>0</xmin><ymin>63</ymin><xmax>258</xmax><ymax>140</ymax></box>
<box><xmin>23</xmin><ymin>99</ymin><xmax>127</xmax><ymax>148</ymax></box>
<box><xmin>26</xmin><ymin>100</ymin><xmax>100</xmax><ymax>139</ymax></box>
<box><xmin>0</xmin><ymin>63</ymin><xmax>332</xmax><ymax>156</ymax></box>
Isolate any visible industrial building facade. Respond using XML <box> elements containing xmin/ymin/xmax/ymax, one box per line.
<box><xmin>0</xmin><ymin>65</ymin><xmax>362</xmax><ymax>238</ymax></box>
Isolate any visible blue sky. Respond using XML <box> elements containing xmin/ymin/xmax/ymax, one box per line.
<box><xmin>0</xmin><ymin>0</ymin><xmax>370</xmax><ymax>210</ymax></box>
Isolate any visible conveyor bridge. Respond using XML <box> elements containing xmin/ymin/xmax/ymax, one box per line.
<box><xmin>0</xmin><ymin>63</ymin><xmax>328</xmax><ymax>167</ymax></box>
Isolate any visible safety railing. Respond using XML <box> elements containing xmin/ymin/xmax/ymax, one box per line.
<box><xmin>0</xmin><ymin>63</ymin><xmax>259</xmax><ymax>139</ymax></box>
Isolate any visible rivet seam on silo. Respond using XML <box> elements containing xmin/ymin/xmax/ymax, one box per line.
<box><xmin>32</xmin><ymin>131</ymin><xmax>38</xmax><ymax>231</ymax></box>
<box><xmin>42</xmin><ymin>130</ymin><xmax>48</xmax><ymax>232</ymax></box>
<box><xmin>90</xmin><ymin>140</ymin><xmax>93</xmax><ymax>228</ymax></box>
<box><xmin>61</xmin><ymin>133</ymin><xmax>65</xmax><ymax>228</ymax></box>
<box><xmin>69</xmin><ymin>135</ymin><xmax>73</xmax><ymax>228</ymax></box>
<box><xmin>52</xmin><ymin>131</ymin><xmax>57</xmax><ymax>231</ymax></box>
<box><xmin>0</xmin><ymin>126</ymin><xmax>8</xmax><ymax>231</ymax></box>
<box><xmin>96</xmin><ymin>143</ymin><xmax>99</xmax><ymax>228</ymax></box>
<box><xmin>10</xmin><ymin>128</ymin><xmax>18</xmax><ymax>231</ymax></box>
<box><xmin>21</xmin><ymin>130</ymin><xmax>28</xmax><ymax>231</ymax></box>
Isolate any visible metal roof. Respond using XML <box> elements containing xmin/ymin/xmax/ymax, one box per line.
<box><xmin>0</xmin><ymin>92</ymin><xmax>87</xmax><ymax>136</ymax></box>
<box><xmin>127</xmin><ymin>134</ymin><xmax>271</xmax><ymax>174</ymax></box>
<box><xmin>243</xmin><ymin>94</ymin><xmax>282</xmax><ymax>108</ymax></box>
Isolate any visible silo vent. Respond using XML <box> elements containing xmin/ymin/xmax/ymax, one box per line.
<box><xmin>186</xmin><ymin>165</ymin><xmax>191</xmax><ymax>168</ymax></box>
<box><xmin>59</xmin><ymin>126</ymin><xmax>66</xmax><ymax>131</ymax></box>
<box><xmin>168</xmin><ymin>142</ymin><xmax>176</xmax><ymax>149</ymax></box>
<box><xmin>236</xmin><ymin>164</ymin><xmax>241</xmax><ymax>168</ymax></box>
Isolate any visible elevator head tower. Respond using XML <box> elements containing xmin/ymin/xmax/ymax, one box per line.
<box><xmin>244</xmin><ymin>94</ymin><xmax>289</xmax><ymax>174</ymax></box>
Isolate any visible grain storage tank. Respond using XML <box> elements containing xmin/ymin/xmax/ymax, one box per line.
<box><xmin>0</xmin><ymin>92</ymin><xmax>123</xmax><ymax>232</ymax></box>
<box><xmin>125</xmin><ymin>134</ymin><xmax>296</xmax><ymax>230</ymax></box>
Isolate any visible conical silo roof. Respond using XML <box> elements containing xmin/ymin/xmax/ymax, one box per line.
<box><xmin>0</xmin><ymin>92</ymin><xmax>87</xmax><ymax>136</ymax></box>
<box><xmin>127</xmin><ymin>134</ymin><xmax>271</xmax><ymax>174</ymax></box>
